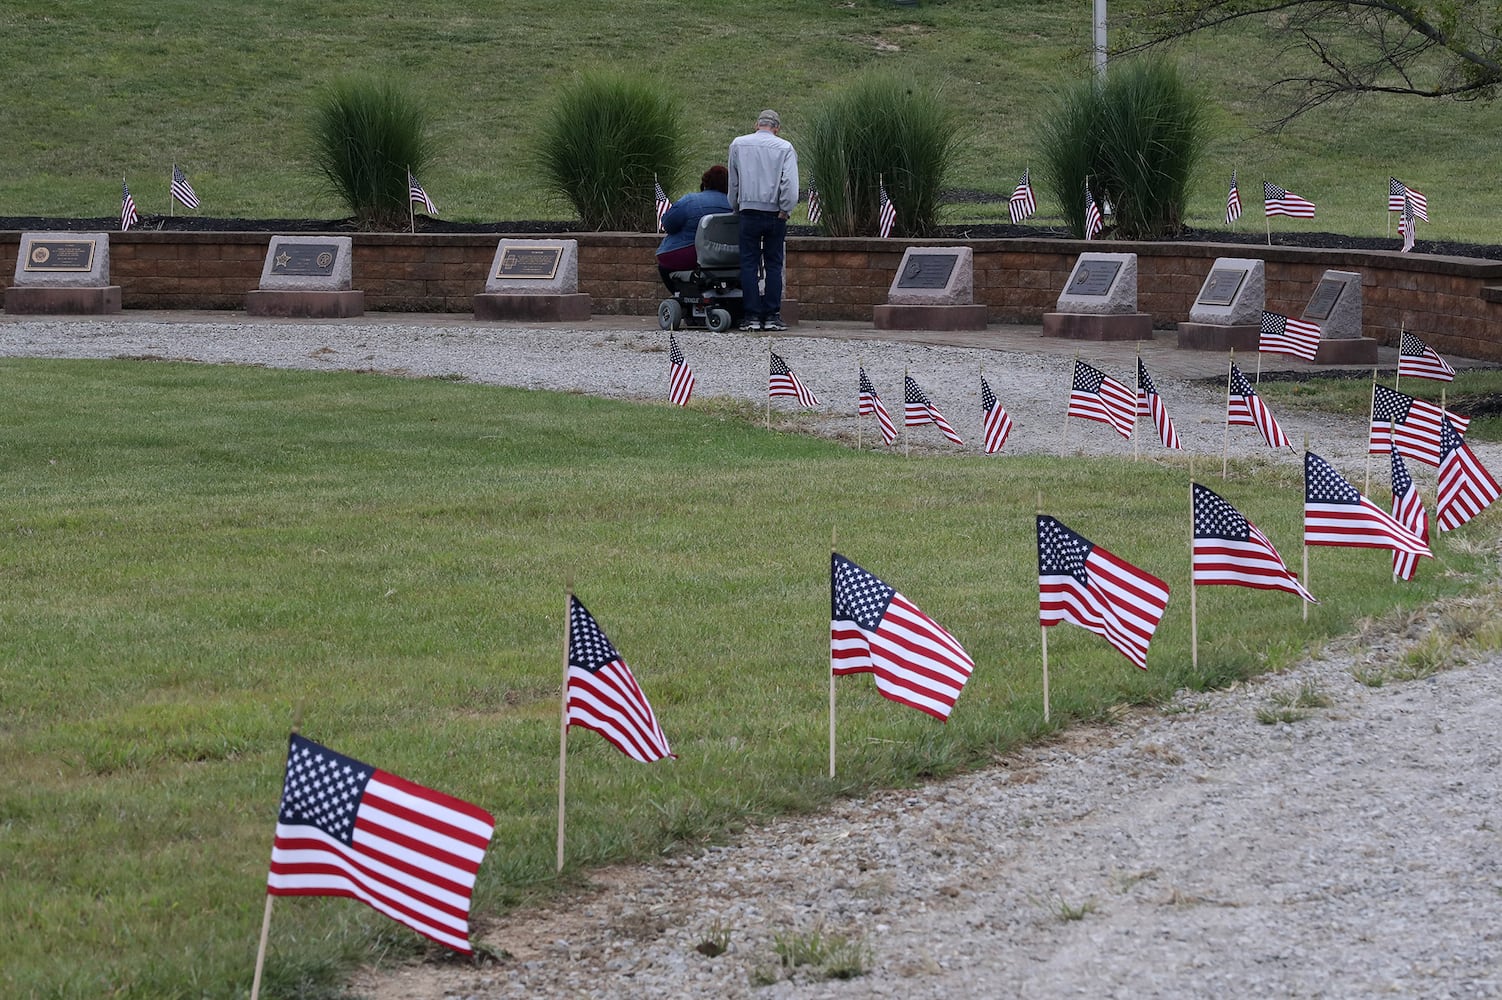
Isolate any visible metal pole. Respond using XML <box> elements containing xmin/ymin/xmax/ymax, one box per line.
<box><xmin>1093</xmin><ymin>0</ymin><xmax>1107</xmax><ymax>77</ymax></box>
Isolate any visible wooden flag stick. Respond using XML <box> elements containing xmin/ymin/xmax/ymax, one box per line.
<box><xmin>1364</xmin><ymin>370</ymin><xmax>1378</xmax><ymax>494</ymax></box>
<box><xmin>766</xmin><ymin>338</ymin><xmax>773</xmax><ymax>431</ymax></box>
<box><xmin>169</xmin><ymin>163</ymin><xmax>176</xmax><ymax>218</ymax></box>
<box><xmin>1222</xmin><ymin>351</ymin><xmax>1234</xmax><ymax>480</ymax></box>
<box><xmin>1133</xmin><ymin>343</ymin><xmax>1142</xmax><ymax>462</ymax></box>
<box><xmin>856</xmin><ymin>354</ymin><xmax>864</xmax><ymax>452</ymax></box>
<box><xmin>1394</xmin><ymin>321</ymin><xmax>1405</xmax><ymax>391</ymax></box>
<box><xmin>903</xmin><ymin>365</ymin><xmax>910</xmax><ymax>459</ymax></box>
<box><xmin>1063</xmin><ymin>351</ymin><xmax>1079</xmax><ymax>449</ymax></box>
<box><xmin>1189</xmin><ymin>465</ymin><xmax>1199</xmax><ymax>669</ymax></box>
<box><xmin>1301</xmin><ymin>435</ymin><xmax>1311</xmax><ymax>623</ymax></box>
<box><xmin>251</xmin><ymin>712</ymin><xmax>304</xmax><ymax>1000</ymax></box>
<box><xmin>556</xmin><ymin>583</ymin><xmax>572</xmax><ymax>874</ymax></box>
<box><xmin>829</xmin><ymin>527</ymin><xmax>838</xmax><ymax>779</ymax></box>
<box><xmin>408</xmin><ymin>166</ymin><xmax>416</xmax><ymax>234</ymax></box>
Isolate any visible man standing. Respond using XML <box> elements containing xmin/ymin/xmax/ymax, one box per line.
<box><xmin>727</xmin><ymin>109</ymin><xmax>798</xmax><ymax>332</ymax></box>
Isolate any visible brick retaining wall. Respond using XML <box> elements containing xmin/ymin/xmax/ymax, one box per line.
<box><xmin>5</xmin><ymin>229</ymin><xmax>1501</xmax><ymax>360</ymax></box>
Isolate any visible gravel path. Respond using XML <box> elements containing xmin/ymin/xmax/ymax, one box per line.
<box><xmin>2</xmin><ymin>313</ymin><xmax>1498</xmax><ymax>998</ymax></box>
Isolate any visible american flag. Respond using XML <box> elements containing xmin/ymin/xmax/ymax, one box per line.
<box><xmin>1389</xmin><ymin>446</ymin><xmax>1428</xmax><ymax>581</ymax></box>
<box><xmin>1398</xmin><ymin>331</ymin><xmax>1456</xmax><ymax>382</ymax></box>
<box><xmin>170</xmin><ymin>165</ymin><xmax>200</xmax><ymax>210</ymax></box>
<box><xmin>1227</xmin><ymin>362</ymin><xmax>1292</xmax><ymax>450</ymax></box>
<box><xmin>120</xmin><ymin>181</ymin><xmax>139</xmax><ymax>231</ymax></box>
<box><xmin>878</xmin><ymin>181</ymin><xmax>896</xmax><ymax>238</ymax></box>
<box><xmin>1192</xmin><ymin>482</ymin><xmax>1315</xmax><ymax>601</ymax></box>
<box><xmin>566</xmin><ymin>595</ymin><xmax>674</xmax><ymax>762</ymax></box>
<box><xmin>831</xmin><ymin>552</ymin><xmax>975</xmax><ymax>721</ymax></box>
<box><xmin>1388</xmin><ymin>177</ymin><xmax>1429</xmax><ymax>221</ymax></box>
<box><xmin>1083</xmin><ymin>183</ymin><xmax>1103</xmax><ymax>239</ymax></box>
<box><xmin>1037</xmin><ymin>515</ymin><xmax>1170</xmax><ymax>671</ymax></box>
<box><xmin>1399</xmin><ymin>196</ymin><xmax>1415</xmax><ymax>253</ymax></box>
<box><xmin>1258</xmin><ymin>310</ymin><xmax>1322</xmax><ymax>362</ymax></box>
<box><xmin>1225</xmin><ymin>170</ymin><xmax>1242</xmax><ymax>225</ymax></box>
<box><xmin>1136</xmin><ymin>358</ymin><xmax>1181</xmax><ymax>450</ymax></box>
<box><xmin>1304</xmin><ymin>451</ymin><xmax>1433</xmax><ymax>557</ymax></box>
<box><xmin>858</xmin><ymin>367</ymin><xmax>897</xmax><ymax>446</ymax></box>
<box><xmin>408</xmin><ymin>171</ymin><xmax>437</xmax><ymax>214</ymax></box>
<box><xmin>769</xmin><ymin>351</ymin><xmax>819</xmax><ymax>408</ymax></box>
<box><xmin>1068</xmin><ymin>359</ymin><xmax>1135</xmax><ymax>439</ymax></box>
<box><xmin>980</xmin><ymin>374</ymin><xmax>1013</xmax><ymax>454</ymax></box>
<box><xmin>654</xmin><ymin>175</ymin><xmax>671</xmax><ymax>233</ymax></box>
<box><xmin>1264</xmin><ymin>181</ymin><xmax>1316</xmax><ymax>219</ymax></box>
<box><xmin>806</xmin><ymin>184</ymin><xmax>822</xmax><ymax>225</ymax></box>
<box><xmin>267</xmin><ymin>733</ymin><xmax>495</xmax><ymax>954</ymax></box>
<box><xmin>1437</xmin><ymin>415</ymin><xmax>1501</xmax><ymax>531</ymax></box>
<box><xmin>1368</xmin><ymin>383</ymin><xmax>1471</xmax><ymax>469</ymax></box>
<box><xmin>903</xmin><ymin>374</ymin><xmax>964</xmax><ymax>445</ymax></box>
<box><xmin>668</xmin><ymin>333</ymin><xmax>695</xmax><ymax>407</ymax></box>
<box><xmin>1009</xmin><ymin>168</ymin><xmax>1036</xmax><ymax>223</ymax></box>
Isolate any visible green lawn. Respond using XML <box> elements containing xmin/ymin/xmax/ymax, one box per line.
<box><xmin>2</xmin><ymin>358</ymin><xmax>1499</xmax><ymax>998</ymax></box>
<box><xmin>2</xmin><ymin>1</ymin><xmax>1500</xmax><ymax>242</ymax></box>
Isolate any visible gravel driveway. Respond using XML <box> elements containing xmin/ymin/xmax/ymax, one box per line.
<box><xmin>2</xmin><ymin>312</ymin><xmax>1498</xmax><ymax>998</ymax></box>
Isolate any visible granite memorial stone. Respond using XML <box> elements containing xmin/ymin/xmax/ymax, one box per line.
<box><xmin>1043</xmin><ymin>252</ymin><xmax>1151</xmax><ymax>340</ymax></box>
<box><xmin>1178</xmin><ymin>257</ymin><xmax>1265</xmax><ymax>350</ymax></box>
<box><xmin>4</xmin><ymin>232</ymin><xmax>122</xmax><ymax>314</ymax></box>
<box><xmin>246</xmin><ymin>235</ymin><xmax>363</xmax><ymax>317</ymax></box>
<box><xmin>474</xmin><ymin>239</ymin><xmax>591</xmax><ymax>321</ymax></box>
<box><xmin>1301</xmin><ymin>269</ymin><xmax>1375</xmax><ymax>363</ymax></box>
<box><xmin>873</xmin><ymin>246</ymin><xmax>987</xmax><ymax>331</ymax></box>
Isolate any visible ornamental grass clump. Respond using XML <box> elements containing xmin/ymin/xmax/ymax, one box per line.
<box><xmin>1039</xmin><ymin>58</ymin><xmax>1208</xmax><ymax>239</ymax></box>
<box><xmin>309</xmin><ymin>76</ymin><xmax>435</xmax><ymax>230</ymax></box>
<box><xmin>536</xmin><ymin>71</ymin><xmax>684</xmax><ymax>231</ymax></box>
<box><xmin>804</xmin><ymin>72</ymin><xmax>965</xmax><ymax>237</ymax></box>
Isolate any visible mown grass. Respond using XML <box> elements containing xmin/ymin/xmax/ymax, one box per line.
<box><xmin>2</xmin><ymin>1</ymin><xmax>1500</xmax><ymax>242</ymax></box>
<box><xmin>1255</xmin><ymin>369</ymin><xmax>1502</xmax><ymax>442</ymax></box>
<box><xmin>2</xmin><ymin>358</ymin><xmax>1499</xmax><ymax>998</ymax></box>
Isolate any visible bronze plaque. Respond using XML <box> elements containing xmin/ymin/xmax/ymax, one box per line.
<box><xmin>23</xmin><ymin>239</ymin><xmax>98</xmax><ymax>273</ymax></box>
<box><xmin>494</xmin><ymin>246</ymin><xmax>563</xmax><ymax>280</ymax></box>
<box><xmin>1197</xmin><ymin>268</ymin><xmax>1248</xmax><ymax>307</ymax></box>
<box><xmin>1303</xmin><ymin>277</ymin><xmax>1344</xmax><ymax>321</ymax></box>
<box><xmin>270</xmin><ymin>243</ymin><xmax>341</xmax><ymax>277</ymax></box>
<box><xmin>1064</xmin><ymin>260</ymin><xmax>1122</xmax><ymax>297</ymax></box>
<box><xmin>896</xmin><ymin>253</ymin><xmax>958</xmax><ymax>290</ymax></box>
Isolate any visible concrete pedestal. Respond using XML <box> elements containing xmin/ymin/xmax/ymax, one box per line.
<box><xmin>473</xmin><ymin>293</ymin><xmax>592</xmax><ymax>322</ymax></box>
<box><xmin>1177</xmin><ymin>322</ymin><xmax>1261</xmax><ymax>351</ymax></box>
<box><xmin>4</xmin><ymin>285</ymin><xmax>122</xmax><ymax>315</ymax></box>
<box><xmin>1313</xmin><ymin>337</ymin><xmax>1379</xmax><ymax>365</ymax></box>
<box><xmin>1042</xmin><ymin>312</ymin><xmax>1153</xmax><ymax>341</ymax></box>
<box><xmin>245</xmin><ymin>290</ymin><xmax>364</xmax><ymax>318</ymax></box>
<box><xmin>873</xmin><ymin>303</ymin><xmax>988</xmax><ymax>331</ymax></box>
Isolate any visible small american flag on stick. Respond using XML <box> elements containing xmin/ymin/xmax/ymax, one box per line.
<box><xmin>1136</xmin><ymin>358</ymin><xmax>1181</xmax><ymax>450</ymax></box>
<box><xmin>266</xmin><ymin>733</ymin><xmax>495</xmax><ymax>954</ymax></box>
<box><xmin>1083</xmin><ymin>183</ymin><xmax>1103</xmax><ymax>239</ymax></box>
<box><xmin>170</xmin><ymin>165</ymin><xmax>200</xmax><ymax>210</ymax></box>
<box><xmin>806</xmin><ymin>184</ymin><xmax>822</xmax><ymax>225</ymax></box>
<box><xmin>1437</xmin><ymin>415</ymin><xmax>1501</xmax><ymax>531</ymax></box>
<box><xmin>566</xmin><ymin>595</ymin><xmax>674</xmax><ymax>762</ymax></box>
<box><xmin>1368</xmin><ymin>383</ymin><xmax>1470</xmax><ymax>469</ymax></box>
<box><xmin>1388</xmin><ymin>177</ymin><xmax>1429</xmax><ymax>221</ymax></box>
<box><xmin>1389</xmin><ymin>446</ymin><xmax>1429</xmax><ymax>581</ymax></box>
<box><xmin>1193</xmin><ymin>482</ymin><xmax>1315</xmax><ymax>601</ymax></box>
<box><xmin>903</xmin><ymin>374</ymin><xmax>963</xmax><ymax>446</ymax></box>
<box><xmin>1398</xmin><ymin>331</ymin><xmax>1455</xmax><ymax>382</ymax></box>
<box><xmin>769</xmin><ymin>351</ymin><xmax>819</xmax><ymax>408</ymax></box>
<box><xmin>654</xmin><ymin>175</ymin><xmax>671</xmax><ymax>233</ymax></box>
<box><xmin>1258</xmin><ymin>310</ymin><xmax>1322</xmax><ymax>362</ymax></box>
<box><xmin>1068</xmin><ymin>359</ymin><xmax>1135</xmax><ymax>439</ymax></box>
<box><xmin>120</xmin><ymin>181</ymin><xmax>139</xmax><ymax>231</ymax></box>
<box><xmin>858</xmin><ymin>367</ymin><xmax>897</xmax><ymax>446</ymax></box>
<box><xmin>1225</xmin><ymin>170</ymin><xmax>1242</xmax><ymax>225</ymax></box>
<box><xmin>1264</xmin><ymin>181</ymin><xmax>1316</xmax><ymax>218</ymax></box>
<box><xmin>1304</xmin><ymin>451</ymin><xmax>1432</xmax><ymax>556</ymax></box>
<box><xmin>1228</xmin><ymin>362</ymin><xmax>1292</xmax><ymax>450</ymax></box>
<box><xmin>980</xmin><ymin>374</ymin><xmax>1013</xmax><ymax>455</ymax></box>
<box><xmin>668</xmin><ymin>333</ymin><xmax>695</xmax><ymax>406</ymax></box>
<box><xmin>408</xmin><ymin>171</ymin><xmax>437</xmax><ymax>214</ymax></box>
<box><xmin>831</xmin><ymin>552</ymin><xmax>975</xmax><ymax>721</ymax></box>
<box><xmin>878</xmin><ymin>180</ymin><xmax>896</xmax><ymax>238</ymax></box>
<box><xmin>1009</xmin><ymin>168</ymin><xmax>1036</xmax><ymax>223</ymax></box>
<box><xmin>1038</xmin><ymin>515</ymin><xmax>1170</xmax><ymax>670</ymax></box>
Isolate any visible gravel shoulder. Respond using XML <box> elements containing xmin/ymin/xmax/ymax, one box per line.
<box><xmin>2</xmin><ymin>313</ymin><xmax>1498</xmax><ymax>998</ymax></box>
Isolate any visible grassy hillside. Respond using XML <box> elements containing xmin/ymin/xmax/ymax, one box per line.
<box><xmin>2</xmin><ymin>0</ymin><xmax>1500</xmax><ymax>241</ymax></box>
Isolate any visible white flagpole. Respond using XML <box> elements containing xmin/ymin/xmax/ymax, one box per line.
<box><xmin>556</xmin><ymin>584</ymin><xmax>571</xmax><ymax>873</ymax></box>
<box><xmin>1133</xmin><ymin>344</ymin><xmax>1142</xmax><ymax>462</ymax></box>
<box><xmin>169</xmin><ymin>163</ymin><xmax>176</xmax><ymax>217</ymax></box>
<box><xmin>407</xmin><ymin>167</ymin><xmax>416</xmax><ymax>234</ymax></box>
<box><xmin>903</xmin><ymin>365</ymin><xmax>910</xmax><ymax>458</ymax></box>
<box><xmin>856</xmin><ymin>355</ymin><xmax>864</xmax><ymax>452</ymax></box>
<box><xmin>1302</xmin><ymin>435</ymin><xmax>1311</xmax><ymax>623</ymax></box>
<box><xmin>1222</xmin><ymin>351</ymin><xmax>1234</xmax><ymax>480</ymax></box>
<box><xmin>1365</xmin><ymin>370</ymin><xmax>1378</xmax><ymax>495</ymax></box>
<box><xmin>766</xmin><ymin>338</ymin><xmax>773</xmax><ymax>431</ymax></box>
<box><xmin>1189</xmin><ymin>468</ymin><xmax>1199</xmax><ymax>669</ymax></box>
<box><xmin>1394</xmin><ymin>320</ymin><xmax>1404</xmax><ymax>391</ymax></box>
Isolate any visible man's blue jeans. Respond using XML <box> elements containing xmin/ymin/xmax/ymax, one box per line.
<box><xmin>738</xmin><ymin>210</ymin><xmax>786</xmax><ymax>319</ymax></box>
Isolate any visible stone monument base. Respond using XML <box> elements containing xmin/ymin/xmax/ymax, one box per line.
<box><xmin>1042</xmin><ymin>312</ymin><xmax>1153</xmax><ymax>341</ymax></box>
<box><xmin>873</xmin><ymin>303</ymin><xmax>987</xmax><ymax>332</ymax></box>
<box><xmin>473</xmin><ymin>293</ymin><xmax>591</xmax><ymax>322</ymax></box>
<box><xmin>4</xmin><ymin>285</ymin><xmax>122</xmax><ymax>315</ymax></box>
<box><xmin>1176</xmin><ymin>322</ymin><xmax>1261</xmax><ymax>351</ymax></box>
<box><xmin>245</xmin><ymin>290</ymin><xmax>364</xmax><ymax>318</ymax></box>
<box><xmin>1313</xmin><ymin>337</ymin><xmax>1379</xmax><ymax>365</ymax></box>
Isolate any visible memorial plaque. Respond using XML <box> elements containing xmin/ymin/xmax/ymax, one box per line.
<box><xmin>494</xmin><ymin>246</ymin><xmax>564</xmax><ymax>280</ymax></box>
<box><xmin>896</xmin><ymin>253</ymin><xmax>958</xmax><ymax>290</ymax></box>
<box><xmin>270</xmin><ymin>242</ymin><xmax>342</xmax><ymax>278</ymax></box>
<box><xmin>1304</xmin><ymin>278</ymin><xmax>1344</xmax><ymax>321</ymax></box>
<box><xmin>1065</xmin><ymin>260</ymin><xmax>1123</xmax><ymax>297</ymax></box>
<box><xmin>1197</xmin><ymin>268</ymin><xmax>1247</xmax><ymax>307</ymax></box>
<box><xmin>24</xmin><ymin>239</ymin><xmax>97</xmax><ymax>273</ymax></box>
